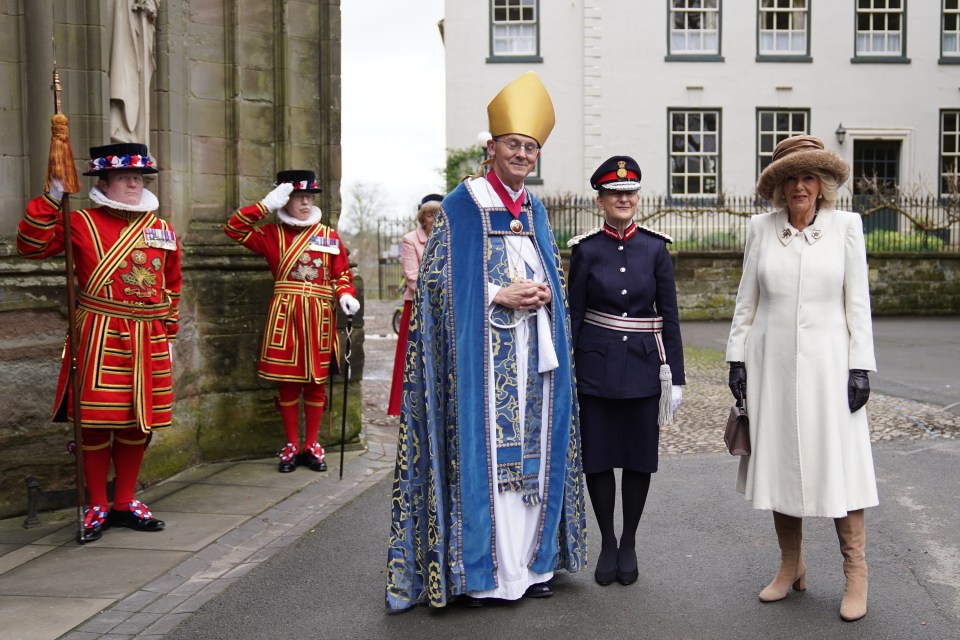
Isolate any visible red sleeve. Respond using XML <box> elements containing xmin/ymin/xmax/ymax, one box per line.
<box><xmin>330</xmin><ymin>230</ymin><xmax>357</xmax><ymax>299</ymax></box>
<box><xmin>17</xmin><ymin>195</ymin><xmax>66</xmax><ymax>259</ymax></box>
<box><xmin>163</xmin><ymin>222</ymin><xmax>183</xmax><ymax>341</ymax></box>
<box><xmin>224</xmin><ymin>202</ymin><xmax>272</xmax><ymax>256</ymax></box>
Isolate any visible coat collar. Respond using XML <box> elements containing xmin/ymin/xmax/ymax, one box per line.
<box><xmin>776</xmin><ymin>210</ymin><xmax>825</xmax><ymax>246</ymax></box>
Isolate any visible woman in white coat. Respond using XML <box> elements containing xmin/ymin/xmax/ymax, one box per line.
<box><xmin>726</xmin><ymin>135</ymin><xmax>877</xmax><ymax>622</ymax></box>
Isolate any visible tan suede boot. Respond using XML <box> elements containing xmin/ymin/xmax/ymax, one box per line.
<box><xmin>759</xmin><ymin>511</ymin><xmax>807</xmax><ymax>602</ymax></box>
<box><xmin>835</xmin><ymin>509</ymin><xmax>868</xmax><ymax>621</ymax></box>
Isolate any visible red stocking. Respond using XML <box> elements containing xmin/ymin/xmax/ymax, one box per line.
<box><xmin>112</xmin><ymin>428</ymin><xmax>148</xmax><ymax>508</ymax></box>
<box><xmin>81</xmin><ymin>428</ymin><xmax>112</xmax><ymax>507</ymax></box>
<box><xmin>277</xmin><ymin>382</ymin><xmax>302</xmax><ymax>446</ymax></box>
<box><xmin>303</xmin><ymin>382</ymin><xmax>327</xmax><ymax>446</ymax></box>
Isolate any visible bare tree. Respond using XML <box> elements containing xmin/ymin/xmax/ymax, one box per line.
<box><xmin>340</xmin><ymin>181</ymin><xmax>386</xmax><ymax>296</ymax></box>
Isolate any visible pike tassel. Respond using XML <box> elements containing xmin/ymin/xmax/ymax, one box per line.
<box><xmin>46</xmin><ymin>113</ymin><xmax>80</xmax><ymax>195</ymax></box>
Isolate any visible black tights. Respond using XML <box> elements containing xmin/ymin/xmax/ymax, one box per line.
<box><xmin>585</xmin><ymin>469</ymin><xmax>652</xmax><ymax>550</ymax></box>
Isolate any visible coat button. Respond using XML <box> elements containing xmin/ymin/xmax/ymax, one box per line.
<box><xmin>622</xmin><ymin>335</ymin><xmax>628</xmax><ymax>342</ymax></box>
<box><xmin>620</xmin><ymin>267</ymin><xmax>626</xmax><ymax>272</ymax></box>
<box><xmin>618</xmin><ymin>245</ymin><xmax>624</xmax><ymax>251</ymax></box>
<box><xmin>621</xmin><ymin>289</ymin><xmax>627</xmax><ymax>295</ymax></box>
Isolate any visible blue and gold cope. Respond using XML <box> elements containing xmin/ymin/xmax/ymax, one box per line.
<box><xmin>385</xmin><ymin>180</ymin><xmax>586</xmax><ymax>610</ymax></box>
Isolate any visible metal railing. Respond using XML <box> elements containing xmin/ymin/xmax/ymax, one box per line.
<box><xmin>543</xmin><ymin>194</ymin><xmax>960</xmax><ymax>253</ymax></box>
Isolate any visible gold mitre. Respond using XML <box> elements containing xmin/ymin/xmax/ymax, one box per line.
<box><xmin>487</xmin><ymin>71</ymin><xmax>555</xmax><ymax>147</ymax></box>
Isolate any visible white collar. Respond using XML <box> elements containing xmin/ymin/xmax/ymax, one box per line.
<box><xmin>277</xmin><ymin>205</ymin><xmax>323</xmax><ymax>227</ymax></box>
<box><xmin>88</xmin><ymin>185</ymin><xmax>159</xmax><ymax>213</ymax></box>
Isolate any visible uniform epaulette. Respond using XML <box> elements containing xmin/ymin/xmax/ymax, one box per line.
<box><xmin>636</xmin><ymin>224</ymin><xmax>673</xmax><ymax>244</ymax></box>
<box><xmin>567</xmin><ymin>227</ymin><xmax>603</xmax><ymax>247</ymax></box>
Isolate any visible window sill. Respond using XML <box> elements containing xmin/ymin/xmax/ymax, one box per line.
<box><xmin>939</xmin><ymin>56</ymin><xmax>960</xmax><ymax>65</ymax></box>
<box><xmin>524</xmin><ymin>176</ymin><xmax>543</xmax><ymax>186</ymax></box>
<box><xmin>850</xmin><ymin>55</ymin><xmax>910</xmax><ymax>64</ymax></box>
<box><xmin>486</xmin><ymin>55</ymin><xmax>543</xmax><ymax>64</ymax></box>
<box><xmin>755</xmin><ymin>54</ymin><xmax>812</xmax><ymax>63</ymax></box>
<box><xmin>664</xmin><ymin>54</ymin><xmax>725</xmax><ymax>62</ymax></box>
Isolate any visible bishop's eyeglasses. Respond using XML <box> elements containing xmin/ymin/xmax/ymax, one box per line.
<box><xmin>494</xmin><ymin>138</ymin><xmax>540</xmax><ymax>155</ymax></box>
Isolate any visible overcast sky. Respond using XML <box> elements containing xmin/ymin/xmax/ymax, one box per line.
<box><xmin>341</xmin><ymin>0</ymin><xmax>446</xmax><ymax>222</ymax></box>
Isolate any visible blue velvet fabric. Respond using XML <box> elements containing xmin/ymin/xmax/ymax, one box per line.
<box><xmin>385</xmin><ymin>179</ymin><xmax>586</xmax><ymax>611</ymax></box>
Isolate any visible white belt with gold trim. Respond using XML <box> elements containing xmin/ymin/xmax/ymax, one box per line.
<box><xmin>583</xmin><ymin>309</ymin><xmax>666</xmax><ymax>363</ymax></box>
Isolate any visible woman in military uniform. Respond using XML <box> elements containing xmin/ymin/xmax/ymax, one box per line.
<box><xmin>567</xmin><ymin>156</ymin><xmax>685</xmax><ymax>586</ymax></box>
<box><xmin>225</xmin><ymin>170</ymin><xmax>359</xmax><ymax>473</ymax></box>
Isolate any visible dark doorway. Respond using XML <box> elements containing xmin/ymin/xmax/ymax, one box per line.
<box><xmin>853</xmin><ymin>139</ymin><xmax>901</xmax><ymax>233</ymax></box>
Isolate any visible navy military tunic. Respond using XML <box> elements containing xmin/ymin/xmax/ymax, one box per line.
<box><xmin>567</xmin><ymin>222</ymin><xmax>685</xmax><ymax>473</ymax></box>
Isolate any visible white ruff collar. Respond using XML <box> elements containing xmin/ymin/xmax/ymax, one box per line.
<box><xmin>278</xmin><ymin>206</ymin><xmax>323</xmax><ymax>227</ymax></box>
<box><xmin>89</xmin><ymin>186</ymin><xmax>159</xmax><ymax>213</ymax></box>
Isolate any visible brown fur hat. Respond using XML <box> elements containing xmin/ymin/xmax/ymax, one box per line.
<box><xmin>756</xmin><ymin>135</ymin><xmax>849</xmax><ymax>200</ymax></box>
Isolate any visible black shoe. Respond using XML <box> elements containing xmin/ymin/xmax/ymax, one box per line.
<box><xmin>300</xmin><ymin>444</ymin><xmax>327</xmax><ymax>472</ymax></box>
<box><xmin>107</xmin><ymin>502</ymin><xmax>165</xmax><ymax>532</ymax></box>
<box><xmin>78</xmin><ymin>524</ymin><xmax>106</xmax><ymax>544</ymax></box>
<box><xmin>278</xmin><ymin>458</ymin><xmax>298</xmax><ymax>473</ymax></box>
<box><xmin>616</xmin><ymin>546</ymin><xmax>639</xmax><ymax>586</ymax></box>
<box><xmin>595</xmin><ymin>545</ymin><xmax>618</xmax><ymax>586</ymax></box>
<box><xmin>458</xmin><ymin>594</ymin><xmax>485</xmax><ymax>608</ymax></box>
<box><xmin>523</xmin><ymin>582</ymin><xmax>553</xmax><ymax>599</ymax></box>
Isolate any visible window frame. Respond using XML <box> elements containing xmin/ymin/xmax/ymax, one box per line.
<box><xmin>487</xmin><ymin>0</ymin><xmax>543</xmax><ymax>64</ymax></box>
<box><xmin>939</xmin><ymin>109</ymin><xmax>960</xmax><ymax>197</ymax></box>
<box><xmin>667</xmin><ymin>108</ymin><xmax>722</xmax><ymax>201</ymax></box>
<box><xmin>756</xmin><ymin>0</ymin><xmax>812</xmax><ymax>63</ymax></box>
<box><xmin>756</xmin><ymin>108</ymin><xmax>811</xmax><ymax>181</ymax></box>
<box><xmin>941</xmin><ymin>0</ymin><xmax>960</xmax><ymax>64</ymax></box>
<box><xmin>665</xmin><ymin>0</ymin><xmax>724</xmax><ymax>62</ymax></box>
<box><xmin>852</xmin><ymin>0</ymin><xmax>910</xmax><ymax>64</ymax></box>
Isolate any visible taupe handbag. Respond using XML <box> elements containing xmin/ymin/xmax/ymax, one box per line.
<box><xmin>724</xmin><ymin>395</ymin><xmax>751</xmax><ymax>456</ymax></box>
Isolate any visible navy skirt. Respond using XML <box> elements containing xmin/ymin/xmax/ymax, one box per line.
<box><xmin>579</xmin><ymin>393</ymin><xmax>660</xmax><ymax>474</ymax></box>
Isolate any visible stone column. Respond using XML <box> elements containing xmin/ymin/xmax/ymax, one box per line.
<box><xmin>23</xmin><ymin>0</ymin><xmax>54</xmax><ymax>196</ymax></box>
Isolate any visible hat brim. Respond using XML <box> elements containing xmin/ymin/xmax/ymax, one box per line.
<box><xmin>598</xmin><ymin>181</ymin><xmax>641</xmax><ymax>192</ymax></box>
<box><xmin>83</xmin><ymin>166</ymin><xmax>159</xmax><ymax>177</ymax></box>
<box><xmin>275</xmin><ymin>184</ymin><xmax>323</xmax><ymax>194</ymax></box>
<box><xmin>757</xmin><ymin>149</ymin><xmax>849</xmax><ymax>200</ymax></box>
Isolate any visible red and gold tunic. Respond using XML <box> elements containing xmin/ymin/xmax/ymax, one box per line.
<box><xmin>17</xmin><ymin>194</ymin><xmax>182</xmax><ymax>432</ymax></box>
<box><xmin>224</xmin><ymin>203</ymin><xmax>356</xmax><ymax>384</ymax></box>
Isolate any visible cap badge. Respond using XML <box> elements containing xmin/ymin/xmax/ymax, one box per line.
<box><xmin>616</xmin><ymin>161</ymin><xmax>627</xmax><ymax>179</ymax></box>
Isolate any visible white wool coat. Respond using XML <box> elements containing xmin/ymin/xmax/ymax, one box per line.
<box><xmin>726</xmin><ymin>209</ymin><xmax>879</xmax><ymax>518</ymax></box>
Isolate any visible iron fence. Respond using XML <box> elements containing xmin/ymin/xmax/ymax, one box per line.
<box><xmin>542</xmin><ymin>194</ymin><xmax>960</xmax><ymax>254</ymax></box>
<box><xmin>376</xmin><ymin>218</ymin><xmax>416</xmax><ymax>300</ymax></box>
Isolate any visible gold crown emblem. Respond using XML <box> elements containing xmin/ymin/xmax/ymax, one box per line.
<box><xmin>616</xmin><ymin>160</ymin><xmax>628</xmax><ymax>179</ymax></box>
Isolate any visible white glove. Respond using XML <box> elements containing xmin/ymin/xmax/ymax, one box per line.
<box><xmin>168</xmin><ymin>343</ymin><xmax>174</xmax><ymax>365</ymax></box>
<box><xmin>671</xmin><ymin>385</ymin><xmax>683</xmax><ymax>413</ymax></box>
<box><xmin>339</xmin><ymin>293</ymin><xmax>360</xmax><ymax>316</ymax></box>
<box><xmin>260</xmin><ymin>183</ymin><xmax>294</xmax><ymax>212</ymax></box>
<box><xmin>48</xmin><ymin>178</ymin><xmax>64</xmax><ymax>202</ymax></box>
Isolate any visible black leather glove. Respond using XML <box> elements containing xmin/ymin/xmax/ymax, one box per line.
<box><xmin>728</xmin><ymin>362</ymin><xmax>747</xmax><ymax>402</ymax></box>
<box><xmin>848</xmin><ymin>369</ymin><xmax>870</xmax><ymax>413</ymax></box>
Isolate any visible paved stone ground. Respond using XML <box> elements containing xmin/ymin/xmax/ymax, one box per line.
<box><xmin>364</xmin><ymin>299</ymin><xmax>960</xmax><ymax>460</ymax></box>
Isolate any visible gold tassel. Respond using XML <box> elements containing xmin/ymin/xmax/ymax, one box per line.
<box><xmin>46</xmin><ymin>113</ymin><xmax>80</xmax><ymax>194</ymax></box>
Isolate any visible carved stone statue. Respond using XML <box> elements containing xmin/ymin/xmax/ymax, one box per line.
<box><xmin>108</xmin><ymin>0</ymin><xmax>160</xmax><ymax>144</ymax></box>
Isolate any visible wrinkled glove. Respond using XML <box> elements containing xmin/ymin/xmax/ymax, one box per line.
<box><xmin>47</xmin><ymin>178</ymin><xmax>64</xmax><ymax>202</ymax></box>
<box><xmin>260</xmin><ymin>183</ymin><xmax>294</xmax><ymax>212</ymax></box>
<box><xmin>339</xmin><ymin>293</ymin><xmax>360</xmax><ymax>316</ymax></box>
<box><xmin>671</xmin><ymin>385</ymin><xmax>683</xmax><ymax>413</ymax></box>
<box><xmin>728</xmin><ymin>362</ymin><xmax>747</xmax><ymax>402</ymax></box>
<box><xmin>848</xmin><ymin>369</ymin><xmax>870</xmax><ymax>413</ymax></box>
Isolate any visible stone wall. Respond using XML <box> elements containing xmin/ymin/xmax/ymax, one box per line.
<box><xmin>671</xmin><ymin>251</ymin><xmax>960</xmax><ymax>320</ymax></box>
<box><xmin>0</xmin><ymin>1</ymin><xmax>350</xmax><ymax>520</ymax></box>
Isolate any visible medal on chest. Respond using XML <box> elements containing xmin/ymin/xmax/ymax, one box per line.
<box><xmin>143</xmin><ymin>227</ymin><xmax>177</xmax><ymax>250</ymax></box>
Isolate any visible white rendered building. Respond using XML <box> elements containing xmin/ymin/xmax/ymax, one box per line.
<box><xmin>443</xmin><ymin>1</ymin><xmax>960</xmax><ymax>201</ymax></box>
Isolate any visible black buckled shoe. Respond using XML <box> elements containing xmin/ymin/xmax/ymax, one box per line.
<box><xmin>108</xmin><ymin>500</ymin><xmax>165</xmax><ymax>532</ymax></box>
<box><xmin>458</xmin><ymin>594</ymin><xmax>485</xmax><ymax>608</ymax></box>
<box><xmin>278</xmin><ymin>442</ymin><xmax>299</xmax><ymax>473</ymax></box>
<box><xmin>78</xmin><ymin>505</ymin><xmax>109</xmax><ymax>544</ymax></box>
<box><xmin>300</xmin><ymin>442</ymin><xmax>327</xmax><ymax>472</ymax></box>
<box><xmin>523</xmin><ymin>582</ymin><xmax>553</xmax><ymax>599</ymax></box>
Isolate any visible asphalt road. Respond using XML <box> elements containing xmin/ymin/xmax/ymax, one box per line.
<box><xmin>166</xmin><ymin>438</ymin><xmax>960</xmax><ymax>640</ymax></box>
<box><xmin>681</xmin><ymin>317</ymin><xmax>960</xmax><ymax>414</ymax></box>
